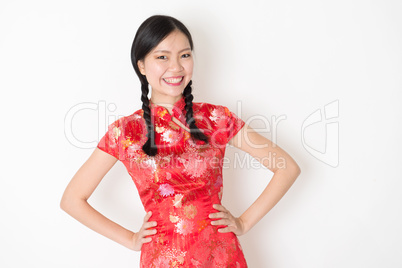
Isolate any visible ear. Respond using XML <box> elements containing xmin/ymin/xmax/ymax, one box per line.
<box><xmin>137</xmin><ymin>60</ymin><xmax>146</xmax><ymax>75</ymax></box>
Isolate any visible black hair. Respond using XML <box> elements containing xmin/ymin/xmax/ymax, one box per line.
<box><xmin>131</xmin><ymin>15</ymin><xmax>208</xmax><ymax>156</ymax></box>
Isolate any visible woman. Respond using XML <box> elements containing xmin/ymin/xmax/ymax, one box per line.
<box><xmin>60</xmin><ymin>15</ymin><xmax>301</xmax><ymax>267</ymax></box>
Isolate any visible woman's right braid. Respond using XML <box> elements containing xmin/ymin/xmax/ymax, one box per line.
<box><xmin>141</xmin><ymin>82</ymin><xmax>157</xmax><ymax>156</ymax></box>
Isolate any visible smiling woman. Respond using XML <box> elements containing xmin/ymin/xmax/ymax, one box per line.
<box><xmin>137</xmin><ymin>31</ymin><xmax>193</xmax><ymax>105</ymax></box>
<box><xmin>131</xmin><ymin>16</ymin><xmax>208</xmax><ymax>157</ymax></box>
<box><xmin>60</xmin><ymin>14</ymin><xmax>301</xmax><ymax>268</ymax></box>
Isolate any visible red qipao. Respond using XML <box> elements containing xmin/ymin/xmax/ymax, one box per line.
<box><xmin>97</xmin><ymin>97</ymin><xmax>247</xmax><ymax>267</ymax></box>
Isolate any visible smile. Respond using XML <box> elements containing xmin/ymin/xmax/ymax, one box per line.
<box><xmin>163</xmin><ymin>76</ymin><xmax>184</xmax><ymax>85</ymax></box>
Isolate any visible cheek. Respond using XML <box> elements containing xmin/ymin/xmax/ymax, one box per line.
<box><xmin>184</xmin><ymin>61</ymin><xmax>194</xmax><ymax>76</ymax></box>
<box><xmin>146</xmin><ymin>62</ymin><xmax>166</xmax><ymax>79</ymax></box>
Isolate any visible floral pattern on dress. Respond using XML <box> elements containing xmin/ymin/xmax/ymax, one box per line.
<box><xmin>175</xmin><ymin>218</ymin><xmax>195</xmax><ymax>236</ymax></box>
<box><xmin>97</xmin><ymin>97</ymin><xmax>247</xmax><ymax>267</ymax></box>
<box><xmin>158</xmin><ymin>184</ymin><xmax>175</xmax><ymax>197</ymax></box>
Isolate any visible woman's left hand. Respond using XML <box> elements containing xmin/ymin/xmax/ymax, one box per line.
<box><xmin>209</xmin><ymin>204</ymin><xmax>246</xmax><ymax>236</ymax></box>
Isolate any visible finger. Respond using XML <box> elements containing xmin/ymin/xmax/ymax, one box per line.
<box><xmin>142</xmin><ymin>237</ymin><xmax>152</xmax><ymax>243</ymax></box>
<box><xmin>143</xmin><ymin>228</ymin><xmax>157</xmax><ymax>237</ymax></box>
<box><xmin>211</xmin><ymin>218</ymin><xmax>231</xmax><ymax>226</ymax></box>
<box><xmin>143</xmin><ymin>221</ymin><xmax>157</xmax><ymax>229</ymax></box>
<box><xmin>144</xmin><ymin>211</ymin><xmax>152</xmax><ymax>222</ymax></box>
<box><xmin>213</xmin><ymin>204</ymin><xmax>227</xmax><ymax>212</ymax></box>
<box><xmin>209</xmin><ymin>211</ymin><xmax>229</xmax><ymax>219</ymax></box>
<box><xmin>217</xmin><ymin>226</ymin><xmax>233</xmax><ymax>233</ymax></box>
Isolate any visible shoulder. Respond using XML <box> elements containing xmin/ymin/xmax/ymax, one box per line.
<box><xmin>193</xmin><ymin>102</ymin><xmax>231</xmax><ymax>116</ymax></box>
<box><xmin>192</xmin><ymin>101</ymin><xmax>239</xmax><ymax>130</ymax></box>
<box><xmin>192</xmin><ymin>101</ymin><xmax>244</xmax><ymax>145</ymax></box>
<box><xmin>193</xmin><ymin>102</ymin><xmax>236</xmax><ymax>121</ymax></box>
<box><xmin>108</xmin><ymin>109</ymin><xmax>146</xmax><ymax>138</ymax></box>
<box><xmin>110</xmin><ymin>109</ymin><xmax>143</xmax><ymax>127</ymax></box>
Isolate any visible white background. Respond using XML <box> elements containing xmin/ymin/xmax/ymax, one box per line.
<box><xmin>1</xmin><ymin>0</ymin><xmax>401</xmax><ymax>267</ymax></box>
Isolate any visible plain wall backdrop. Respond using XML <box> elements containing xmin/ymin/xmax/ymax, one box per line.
<box><xmin>1</xmin><ymin>0</ymin><xmax>401</xmax><ymax>267</ymax></box>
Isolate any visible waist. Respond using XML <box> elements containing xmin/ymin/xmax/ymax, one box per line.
<box><xmin>147</xmin><ymin>194</ymin><xmax>221</xmax><ymax>236</ymax></box>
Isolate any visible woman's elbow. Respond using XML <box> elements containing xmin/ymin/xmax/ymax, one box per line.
<box><xmin>292</xmin><ymin>162</ymin><xmax>301</xmax><ymax>178</ymax></box>
<box><xmin>60</xmin><ymin>190</ymin><xmax>84</xmax><ymax>213</ymax></box>
<box><xmin>60</xmin><ymin>192</ymin><xmax>71</xmax><ymax>213</ymax></box>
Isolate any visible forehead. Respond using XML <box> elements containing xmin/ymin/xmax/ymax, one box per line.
<box><xmin>152</xmin><ymin>30</ymin><xmax>191</xmax><ymax>52</ymax></box>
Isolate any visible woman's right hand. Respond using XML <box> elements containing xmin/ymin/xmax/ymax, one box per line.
<box><xmin>131</xmin><ymin>211</ymin><xmax>157</xmax><ymax>251</ymax></box>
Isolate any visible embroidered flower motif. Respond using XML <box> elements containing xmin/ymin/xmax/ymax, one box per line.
<box><xmin>183</xmin><ymin>131</ymin><xmax>191</xmax><ymax>141</ymax></box>
<box><xmin>210</xmin><ymin>107</ymin><xmax>229</xmax><ymax>129</ymax></box>
<box><xmin>176</xmin><ymin>256</ymin><xmax>185</xmax><ymax>265</ymax></box>
<box><xmin>175</xmin><ymin>219</ymin><xmax>194</xmax><ymax>235</ymax></box>
<box><xmin>157</xmin><ymin>233</ymin><xmax>167</xmax><ymax>244</ymax></box>
<box><xmin>157</xmin><ymin>109</ymin><xmax>168</xmax><ymax>117</ymax></box>
<box><xmin>161</xmin><ymin>129</ymin><xmax>179</xmax><ymax>144</ymax></box>
<box><xmin>170</xmin><ymin>214</ymin><xmax>179</xmax><ymax>223</ymax></box>
<box><xmin>158</xmin><ymin>183</ymin><xmax>174</xmax><ymax>197</ymax></box>
<box><xmin>163</xmin><ymin>248</ymin><xmax>187</xmax><ymax>266</ymax></box>
<box><xmin>199</xmin><ymin>225</ymin><xmax>214</xmax><ymax>242</ymax></box>
<box><xmin>224</xmin><ymin>106</ymin><xmax>231</xmax><ymax>116</ymax></box>
<box><xmin>152</xmin><ymin>256</ymin><xmax>170</xmax><ymax>268</ymax></box>
<box><xmin>203</xmin><ymin>148</ymin><xmax>219</xmax><ymax>159</ymax></box>
<box><xmin>212</xmin><ymin>246</ymin><xmax>229</xmax><ymax>265</ymax></box>
<box><xmin>179</xmin><ymin>153</ymin><xmax>207</xmax><ymax>179</ymax></box>
<box><xmin>127</xmin><ymin>141</ymin><xmax>141</xmax><ymax>152</ymax></box>
<box><xmin>112</xmin><ymin>126</ymin><xmax>121</xmax><ymax>140</ymax></box>
<box><xmin>197</xmin><ymin>219</ymin><xmax>209</xmax><ymax>232</ymax></box>
<box><xmin>132</xmin><ymin>113</ymin><xmax>141</xmax><ymax>119</ymax></box>
<box><xmin>121</xmin><ymin>138</ymin><xmax>132</xmax><ymax>149</ymax></box>
<box><xmin>184</xmin><ymin>204</ymin><xmax>197</xmax><ymax>219</ymax></box>
<box><xmin>172</xmin><ymin>194</ymin><xmax>183</xmax><ymax>208</ymax></box>
<box><xmin>210</xmin><ymin>109</ymin><xmax>220</xmax><ymax>122</ymax></box>
<box><xmin>214</xmin><ymin>175</ymin><xmax>223</xmax><ymax>187</ymax></box>
<box><xmin>155</xmin><ymin>126</ymin><xmax>165</xmax><ymax>133</ymax></box>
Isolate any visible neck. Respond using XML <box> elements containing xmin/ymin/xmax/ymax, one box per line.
<box><xmin>150</xmin><ymin>94</ymin><xmax>182</xmax><ymax>113</ymax></box>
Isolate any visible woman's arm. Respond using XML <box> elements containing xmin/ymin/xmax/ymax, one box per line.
<box><xmin>60</xmin><ymin>148</ymin><xmax>157</xmax><ymax>250</ymax></box>
<box><xmin>210</xmin><ymin>124</ymin><xmax>301</xmax><ymax>235</ymax></box>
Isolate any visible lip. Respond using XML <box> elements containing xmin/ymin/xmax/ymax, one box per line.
<box><xmin>163</xmin><ymin>76</ymin><xmax>184</xmax><ymax>86</ymax></box>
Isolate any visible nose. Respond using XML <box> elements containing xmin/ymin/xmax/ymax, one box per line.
<box><xmin>169</xmin><ymin>58</ymin><xmax>183</xmax><ymax>72</ymax></box>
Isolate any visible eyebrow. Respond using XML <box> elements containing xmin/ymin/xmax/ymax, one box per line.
<box><xmin>153</xmin><ymin>48</ymin><xmax>191</xmax><ymax>54</ymax></box>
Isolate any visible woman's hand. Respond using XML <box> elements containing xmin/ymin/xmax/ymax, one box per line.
<box><xmin>131</xmin><ymin>211</ymin><xmax>157</xmax><ymax>251</ymax></box>
<box><xmin>209</xmin><ymin>204</ymin><xmax>246</xmax><ymax>236</ymax></box>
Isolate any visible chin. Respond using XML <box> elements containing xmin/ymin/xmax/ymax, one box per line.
<box><xmin>166</xmin><ymin>88</ymin><xmax>186</xmax><ymax>97</ymax></box>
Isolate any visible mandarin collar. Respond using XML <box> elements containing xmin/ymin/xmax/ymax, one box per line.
<box><xmin>150</xmin><ymin>96</ymin><xmax>186</xmax><ymax>123</ymax></box>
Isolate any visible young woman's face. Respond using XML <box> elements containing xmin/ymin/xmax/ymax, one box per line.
<box><xmin>138</xmin><ymin>30</ymin><xmax>194</xmax><ymax>104</ymax></box>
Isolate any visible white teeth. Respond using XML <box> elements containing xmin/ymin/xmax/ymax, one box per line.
<box><xmin>163</xmin><ymin>77</ymin><xmax>183</xmax><ymax>83</ymax></box>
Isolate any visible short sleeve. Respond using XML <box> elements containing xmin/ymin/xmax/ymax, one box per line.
<box><xmin>97</xmin><ymin>119</ymin><xmax>123</xmax><ymax>160</ymax></box>
<box><xmin>223</xmin><ymin>106</ymin><xmax>245</xmax><ymax>143</ymax></box>
<box><xmin>204</xmin><ymin>105</ymin><xmax>245</xmax><ymax>146</ymax></box>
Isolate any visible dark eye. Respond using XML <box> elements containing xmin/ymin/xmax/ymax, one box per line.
<box><xmin>181</xmin><ymin>53</ymin><xmax>191</xmax><ymax>58</ymax></box>
<box><xmin>157</xmin><ymin>56</ymin><xmax>167</xmax><ymax>59</ymax></box>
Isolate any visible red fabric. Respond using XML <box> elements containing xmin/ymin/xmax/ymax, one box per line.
<box><xmin>98</xmin><ymin>97</ymin><xmax>247</xmax><ymax>267</ymax></box>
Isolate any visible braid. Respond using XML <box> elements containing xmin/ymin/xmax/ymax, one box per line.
<box><xmin>141</xmin><ymin>81</ymin><xmax>157</xmax><ymax>156</ymax></box>
<box><xmin>183</xmin><ymin>81</ymin><xmax>208</xmax><ymax>143</ymax></box>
